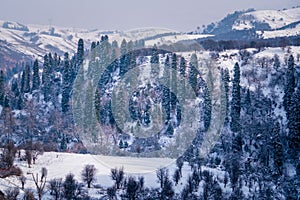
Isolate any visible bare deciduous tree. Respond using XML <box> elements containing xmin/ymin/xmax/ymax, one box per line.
<box><xmin>31</xmin><ymin>168</ymin><xmax>47</xmax><ymax>200</ymax></box>
<box><xmin>110</xmin><ymin>167</ymin><xmax>124</xmax><ymax>189</ymax></box>
<box><xmin>81</xmin><ymin>164</ymin><xmax>97</xmax><ymax>188</ymax></box>
<box><xmin>48</xmin><ymin>178</ymin><xmax>62</xmax><ymax>200</ymax></box>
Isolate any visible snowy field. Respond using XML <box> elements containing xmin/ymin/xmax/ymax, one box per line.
<box><xmin>0</xmin><ymin>151</ymin><xmax>227</xmax><ymax>199</ymax></box>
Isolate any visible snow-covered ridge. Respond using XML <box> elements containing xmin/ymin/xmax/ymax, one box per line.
<box><xmin>0</xmin><ymin>20</ymin><xmax>208</xmax><ymax>64</ymax></box>
<box><xmin>233</xmin><ymin>7</ymin><xmax>300</xmax><ymax>31</ymax></box>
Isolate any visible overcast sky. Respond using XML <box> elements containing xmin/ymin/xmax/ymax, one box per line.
<box><xmin>0</xmin><ymin>0</ymin><xmax>298</xmax><ymax>32</ymax></box>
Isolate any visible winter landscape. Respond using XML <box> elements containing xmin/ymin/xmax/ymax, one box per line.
<box><xmin>0</xmin><ymin>1</ymin><xmax>299</xmax><ymax>199</ymax></box>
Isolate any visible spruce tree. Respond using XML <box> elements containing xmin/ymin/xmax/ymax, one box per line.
<box><xmin>0</xmin><ymin>70</ymin><xmax>5</xmax><ymax>106</ymax></box>
<box><xmin>77</xmin><ymin>38</ymin><xmax>84</xmax><ymax>66</ymax></box>
<box><xmin>203</xmin><ymin>85</ymin><xmax>212</xmax><ymax>131</ymax></box>
<box><xmin>230</xmin><ymin>63</ymin><xmax>241</xmax><ymax>132</ymax></box>
<box><xmin>283</xmin><ymin>55</ymin><xmax>295</xmax><ymax>123</ymax></box>
<box><xmin>288</xmin><ymin>86</ymin><xmax>300</xmax><ymax>160</ymax></box>
<box><xmin>221</xmin><ymin>68</ymin><xmax>230</xmax><ymax>123</ymax></box>
<box><xmin>189</xmin><ymin>53</ymin><xmax>198</xmax><ymax>93</ymax></box>
<box><xmin>62</xmin><ymin>53</ymin><xmax>71</xmax><ymax>113</ymax></box>
<box><xmin>42</xmin><ymin>54</ymin><xmax>51</xmax><ymax>102</ymax></box>
<box><xmin>171</xmin><ymin>53</ymin><xmax>177</xmax><ymax>99</ymax></box>
<box><xmin>273</xmin><ymin>54</ymin><xmax>280</xmax><ymax>71</ymax></box>
<box><xmin>119</xmin><ymin>39</ymin><xmax>127</xmax><ymax>76</ymax></box>
<box><xmin>32</xmin><ymin>59</ymin><xmax>40</xmax><ymax>91</ymax></box>
<box><xmin>150</xmin><ymin>44</ymin><xmax>159</xmax><ymax>77</ymax></box>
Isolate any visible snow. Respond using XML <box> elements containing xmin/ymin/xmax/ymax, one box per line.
<box><xmin>0</xmin><ymin>150</ymin><xmax>231</xmax><ymax>199</ymax></box>
<box><xmin>233</xmin><ymin>7</ymin><xmax>300</xmax><ymax>31</ymax></box>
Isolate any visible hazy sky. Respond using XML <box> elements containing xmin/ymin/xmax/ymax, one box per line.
<box><xmin>0</xmin><ymin>0</ymin><xmax>298</xmax><ymax>31</ymax></box>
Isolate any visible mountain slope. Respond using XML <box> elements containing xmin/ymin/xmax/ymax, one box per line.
<box><xmin>203</xmin><ymin>7</ymin><xmax>300</xmax><ymax>39</ymax></box>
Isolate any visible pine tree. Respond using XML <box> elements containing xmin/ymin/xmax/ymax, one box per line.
<box><xmin>171</xmin><ymin>53</ymin><xmax>177</xmax><ymax>98</ymax></box>
<box><xmin>21</xmin><ymin>64</ymin><xmax>31</xmax><ymax>93</ymax></box>
<box><xmin>32</xmin><ymin>59</ymin><xmax>40</xmax><ymax>91</ymax></box>
<box><xmin>203</xmin><ymin>85</ymin><xmax>212</xmax><ymax>131</ymax></box>
<box><xmin>283</xmin><ymin>55</ymin><xmax>295</xmax><ymax>123</ymax></box>
<box><xmin>221</xmin><ymin>69</ymin><xmax>230</xmax><ymax>123</ymax></box>
<box><xmin>178</xmin><ymin>57</ymin><xmax>186</xmax><ymax>105</ymax></box>
<box><xmin>77</xmin><ymin>38</ymin><xmax>84</xmax><ymax>66</ymax></box>
<box><xmin>273</xmin><ymin>54</ymin><xmax>280</xmax><ymax>71</ymax></box>
<box><xmin>151</xmin><ymin>44</ymin><xmax>159</xmax><ymax>77</ymax></box>
<box><xmin>189</xmin><ymin>53</ymin><xmax>198</xmax><ymax>93</ymax></box>
<box><xmin>163</xmin><ymin>55</ymin><xmax>171</xmax><ymax>121</ymax></box>
<box><xmin>272</xmin><ymin>122</ymin><xmax>283</xmax><ymax>175</ymax></box>
<box><xmin>42</xmin><ymin>54</ymin><xmax>51</xmax><ymax>102</ymax></box>
<box><xmin>62</xmin><ymin>53</ymin><xmax>71</xmax><ymax>113</ymax></box>
<box><xmin>0</xmin><ymin>70</ymin><xmax>5</xmax><ymax>106</ymax></box>
<box><xmin>288</xmin><ymin>86</ymin><xmax>300</xmax><ymax>160</ymax></box>
<box><xmin>119</xmin><ymin>39</ymin><xmax>127</xmax><ymax>76</ymax></box>
<box><xmin>230</xmin><ymin>63</ymin><xmax>241</xmax><ymax>132</ymax></box>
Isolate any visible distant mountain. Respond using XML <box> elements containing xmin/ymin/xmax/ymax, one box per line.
<box><xmin>202</xmin><ymin>7</ymin><xmax>300</xmax><ymax>39</ymax></box>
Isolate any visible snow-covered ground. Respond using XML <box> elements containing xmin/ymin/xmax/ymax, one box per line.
<box><xmin>0</xmin><ymin>151</ymin><xmax>226</xmax><ymax>199</ymax></box>
<box><xmin>233</xmin><ymin>7</ymin><xmax>300</xmax><ymax>30</ymax></box>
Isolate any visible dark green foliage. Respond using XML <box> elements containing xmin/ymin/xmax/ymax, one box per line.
<box><xmin>32</xmin><ymin>59</ymin><xmax>40</xmax><ymax>91</ymax></box>
<box><xmin>171</xmin><ymin>53</ymin><xmax>177</xmax><ymax>98</ymax></box>
<box><xmin>283</xmin><ymin>55</ymin><xmax>295</xmax><ymax>123</ymax></box>
<box><xmin>272</xmin><ymin>122</ymin><xmax>283</xmax><ymax>175</ymax></box>
<box><xmin>173</xmin><ymin>169</ymin><xmax>180</xmax><ymax>185</ymax></box>
<box><xmin>230</xmin><ymin>62</ymin><xmax>241</xmax><ymax>132</ymax></box>
<box><xmin>179</xmin><ymin>57</ymin><xmax>186</xmax><ymax>76</ymax></box>
<box><xmin>288</xmin><ymin>87</ymin><xmax>300</xmax><ymax>160</ymax></box>
<box><xmin>0</xmin><ymin>70</ymin><xmax>5</xmax><ymax>106</ymax></box>
<box><xmin>222</xmin><ymin>68</ymin><xmax>230</xmax><ymax>123</ymax></box>
<box><xmin>77</xmin><ymin>38</ymin><xmax>84</xmax><ymax>66</ymax></box>
<box><xmin>273</xmin><ymin>54</ymin><xmax>280</xmax><ymax>70</ymax></box>
<box><xmin>61</xmin><ymin>53</ymin><xmax>71</xmax><ymax>113</ymax></box>
<box><xmin>63</xmin><ymin>173</ymin><xmax>82</xmax><ymax>200</ymax></box>
<box><xmin>42</xmin><ymin>54</ymin><xmax>51</xmax><ymax>102</ymax></box>
<box><xmin>126</xmin><ymin>176</ymin><xmax>139</xmax><ymax>200</ymax></box>
<box><xmin>21</xmin><ymin>64</ymin><xmax>31</xmax><ymax>93</ymax></box>
<box><xmin>203</xmin><ymin>85</ymin><xmax>212</xmax><ymax>131</ymax></box>
<box><xmin>119</xmin><ymin>39</ymin><xmax>127</xmax><ymax>76</ymax></box>
<box><xmin>188</xmin><ymin>53</ymin><xmax>198</xmax><ymax>93</ymax></box>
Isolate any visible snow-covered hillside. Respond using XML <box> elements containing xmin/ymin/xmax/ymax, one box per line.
<box><xmin>0</xmin><ymin>20</ymin><xmax>208</xmax><ymax>64</ymax></box>
<box><xmin>203</xmin><ymin>6</ymin><xmax>300</xmax><ymax>39</ymax></box>
<box><xmin>233</xmin><ymin>7</ymin><xmax>300</xmax><ymax>30</ymax></box>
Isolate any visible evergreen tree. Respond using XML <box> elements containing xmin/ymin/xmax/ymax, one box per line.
<box><xmin>230</xmin><ymin>63</ymin><xmax>241</xmax><ymax>132</ymax></box>
<box><xmin>0</xmin><ymin>70</ymin><xmax>5</xmax><ymax>106</ymax></box>
<box><xmin>272</xmin><ymin>122</ymin><xmax>283</xmax><ymax>175</ymax></box>
<box><xmin>273</xmin><ymin>54</ymin><xmax>280</xmax><ymax>71</ymax></box>
<box><xmin>42</xmin><ymin>54</ymin><xmax>51</xmax><ymax>102</ymax></box>
<box><xmin>77</xmin><ymin>38</ymin><xmax>84</xmax><ymax>66</ymax></box>
<box><xmin>32</xmin><ymin>59</ymin><xmax>40</xmax><ymax>91</ymax></box>
<box><xmin>119</xmin><ymin>39</ymin><xmax>127</xmax><ymax>76</ymax></box>
<box><xmin>221</xmin><ymin>68</ymin><xmax>230</xmax><ymax>123</ymax></box>
<box><xmin>163</xmin><ymin>55</ymin><xmax>171</xmax><ymax>121</ymax></box>
<box><xmin>151</xmin><ymin>44</ymin><xmax>159</xmax><ymax>77</ymax></box>
<box><xmin>189</xmin><ymin>53</ymin><xmax>198</xmax><ymax>93</ymax></box>
<box><xmin>21</xmin><ymin>64</ymin><xmax>31</xmax><ymax>93</ymax></box>
<box><xmin>171</xmin><ymin>53</ymin><xmax>177</xmax><ymax>98</ymax></box>
<box><xmin>288</xmin><ymin>86</ymin><xmax>300</xmax><ymax>160</ymax></box>
<box><xmin>203</xmin><ymin>85</ymin><xmax>212</xmax><ymax>131</ymax></box>
<box><xmin>62</xmin><ymin>53</ymin><xmax>71</xmax><ymax>113</ymax></box>
<box><xmin>283</xmin><ymin>55</ymin><xmax>295</xmax><ymax>123</ymax></box>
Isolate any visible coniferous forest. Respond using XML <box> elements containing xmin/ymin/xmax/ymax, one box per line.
<box><xmin>0</xmin><ymin>6</ymin><xmax>300</xmax><ymax>200</ymax></box>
